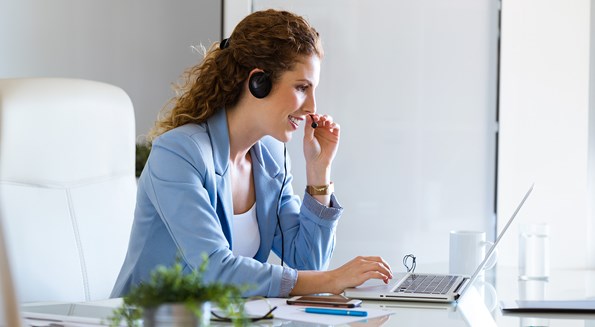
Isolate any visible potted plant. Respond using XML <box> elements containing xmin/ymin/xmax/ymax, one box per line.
<box><xmin>109</xmin><ymin>255</ymin><xmax>246</xmax><ymax>327</ymax></box>
<box><xmin>135</xmin><ymin>142</ymin><xmax>151</xmax><ymax>178</ymax></box>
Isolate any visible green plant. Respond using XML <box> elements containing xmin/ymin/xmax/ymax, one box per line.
<box><xmin>135</xmin><ymin>142</ymin><xmax>151</xmax><ymax>178</ymax></box>
<box><xmin>109</xmin><ymin>255</ymin><xmax>247</xmax><ymax>326</ymax></box>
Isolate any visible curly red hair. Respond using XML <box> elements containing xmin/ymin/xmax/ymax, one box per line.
<box><xmin>148</xmin><ymin>9</ymin><xmax>323</xmax><ymax>140</ymax></box>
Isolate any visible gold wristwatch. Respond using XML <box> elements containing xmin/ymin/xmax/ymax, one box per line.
<box><xmin>306</xmin><ymin>182</ymin><xmax>334</xmax><ymax>195</ymax></box>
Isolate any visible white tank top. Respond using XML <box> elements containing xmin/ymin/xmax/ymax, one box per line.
<box><xmin>231</xmin><ymin>203</ymin><xmax>260</xmax><ymax>258</ymax></box>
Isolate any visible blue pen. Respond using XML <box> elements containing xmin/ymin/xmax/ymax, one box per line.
<box><xmin>304</xmin><ymin>307</ymin><xmax>368</xmax><ymax>317</ymax></box>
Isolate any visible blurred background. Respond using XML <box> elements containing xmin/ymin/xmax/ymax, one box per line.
<box><xmin>1</xmin><ymin>0</ymin><xmax>593</xmax><ymax>272</ymax></box>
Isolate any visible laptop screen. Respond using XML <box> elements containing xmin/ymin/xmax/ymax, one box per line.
<box><xmin>460</xmin><ymin>184</ymin><xmax>534</xmax><ymax>298</ymax></box>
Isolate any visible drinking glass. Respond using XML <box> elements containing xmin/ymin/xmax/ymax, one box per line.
<box><xmin>518</xmin><ymin>223</ymin><xmax>550</xmax><ymax>281</ymax></box>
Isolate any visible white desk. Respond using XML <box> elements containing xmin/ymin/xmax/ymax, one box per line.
<box><xmin>22</xmin><ymin>296</ymin><xmax>487</xmax><ymax>327</ymax></box>
<box><xmin>20</xmin><ymin>280</ymin><xmax>492</xmax><ymax>326</ymax></box>
<box><xmin>21</xmin><ymin>266</ymin><xmax>595</xmax><ymax>326</ymax></box>
<box><xmin>493</xmin><ymin>266</ymin><xmax>595</xmax><ymax>327</ymax></box>
<box><xmin>277</xmin><ymin>265</ymin><xmax>595</xmax><ymax>326</ymax></box>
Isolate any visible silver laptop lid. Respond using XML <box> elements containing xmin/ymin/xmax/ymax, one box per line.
<box><xmin>459</xmin><ymin>184</ymin><xmax>534</xmax><ymax>298</ymax></box>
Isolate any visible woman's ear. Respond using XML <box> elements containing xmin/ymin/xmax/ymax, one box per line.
<box><xmin>247</xmin><ymin>69</ymin><xmax>272</xmax><ymax>99</ymax></box>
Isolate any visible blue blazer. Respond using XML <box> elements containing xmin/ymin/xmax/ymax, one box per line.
<box><xmin>111</xmin><ymin>108</ymin><xmax>343</xmax><ymax>298</ymax></box>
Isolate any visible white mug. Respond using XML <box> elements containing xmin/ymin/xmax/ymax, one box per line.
<box><xmin>449</xmin><ymin>230</ymin><xmax>497</xmax><ymax>276</ymax></box>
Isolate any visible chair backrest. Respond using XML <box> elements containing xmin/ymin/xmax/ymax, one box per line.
<box><xmin>0</xmin><ymin>198</ymin><xmax>22</xmax><ymax>327</ymax></box>
<box><xmin>0</xmin><ymin>78</ymin><xmax>136</xmax><ymax>303</ymax></box>
<box><xmin>0</xmin><ymin>101</ymin><xmax>22</xmax><ymax>327</ymax></box>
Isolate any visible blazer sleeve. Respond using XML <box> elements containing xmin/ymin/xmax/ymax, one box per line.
<box><xmin>262</xmin><ymin>138</ymin><xmax>344</xmax><ymax>271</ymax></box>
<box><xmin>145</xmin><ymin>130</ymin><xmax>291</xmax><ymax>297</ymax></box>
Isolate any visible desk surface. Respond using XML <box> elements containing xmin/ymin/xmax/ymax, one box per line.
<box><xmin>338</xmin><ymin>264</ymin><xmax>595</xmax><ymax>327</ymax></box>
<box><xmin>20</xmin><ymin>265</ymin><xmax>595</xmax><ymax>327</ymax></box>
<box><xmin>493</xmin><ymin>266</ymin><xmax>595</xmax><ymax>327</ymax></box>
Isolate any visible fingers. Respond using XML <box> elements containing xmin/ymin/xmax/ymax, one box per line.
<box><xmin>309</xmin><ymin>114</ymin><xmax>340</xmax><ymax>134</ymax></box>
<box><xmin>359</xmin><ymin>256</ymin><xmax>392</xmax><ymax>284</ymax></box>
<box><xmin>303</xmin><ymin>113</ymin><xmax>340</xmax><ymax>167</ymax></box>
<box><xmin>333</xmin><ymin>256</ymin><xmax>394</xmax><ymax>291</ymax></box>
<box><xmin>355</xmin><ymin>255</ymin><xmax>393</xmax><ymax>279</ymax></box>
<box><xmin>350</xmin><ymin>269</ymin><xmax>390</xmax><ymax>287</ymax></box>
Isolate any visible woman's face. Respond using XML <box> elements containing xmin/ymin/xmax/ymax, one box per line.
<box><xmin>260</xmin><ymin>54</ymin><xmax>320</xmax><ymax>142</ymax></box>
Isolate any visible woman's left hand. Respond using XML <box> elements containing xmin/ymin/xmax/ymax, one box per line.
<box><xmin>303</xmin><ymin>114</ymin><xmax>340</xmax><ymax>184</ymax></box>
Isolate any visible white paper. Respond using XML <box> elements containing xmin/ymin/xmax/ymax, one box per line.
<box><xmin>244</xmin><ymin>298</ymin><xmax>394</xmax><ymax>325</ymax></box>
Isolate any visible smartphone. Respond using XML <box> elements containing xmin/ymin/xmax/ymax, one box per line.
<box><xmin>286</xmin><ymin>294</ymin><xmax>362</xmax><ymax>308</ymax></box>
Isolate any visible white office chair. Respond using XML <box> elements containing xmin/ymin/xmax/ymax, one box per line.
<box><xmin>0</xmin><ymin>78</ymin><xmax>137</xmax><ymax>303</ymax></box>
<box><xmin>0</xmin><ymin>204</ymin><xmax>22</xmax><ymax>327</ymax></box>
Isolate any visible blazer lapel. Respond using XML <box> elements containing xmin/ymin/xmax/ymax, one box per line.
<box><xmin>251</xmin><ymin>139</ymin><xmax>283</xmax><ymax>260</ymax></box>
<box><xmin>207</xmin><ymin>109</ymin><xmax>234</xmax><ymax>244</ymax></box>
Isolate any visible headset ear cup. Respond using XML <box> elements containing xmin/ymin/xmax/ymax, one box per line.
<box><xmin>249</xmin><ymin>72</ymin><xmax>272</xmax><ymax>99</ymax></box>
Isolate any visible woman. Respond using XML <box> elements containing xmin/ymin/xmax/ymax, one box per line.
<box><xmin>112</xmin><ymin>9</ymin><xmax>392</xmax><ymax>298</ymax></box>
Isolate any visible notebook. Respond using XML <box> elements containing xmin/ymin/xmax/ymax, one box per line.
<box><xmin>21</xmin><ymin>302</ymin><xmax>120</xmax><ymax>326</ymax></box>
<box><xmin>501</xmin><ymin>300</ymin><xmax>595</xmax><ymax>314</ymax></box>
<box><xmin>344</xmin><ymin>184</ymin><xmax>534</xmax><ymax>303</ymax></box>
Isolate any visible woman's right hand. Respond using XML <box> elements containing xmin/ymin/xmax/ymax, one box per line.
<box><xmin>291</xmin><ymin>256</ymin><xmax>393</xmax><ymax>296</ymax></box>
<box><xmin>326</xmin><ymin>256</ymin><xmax>393</xmax><ymax>294</ymax></box>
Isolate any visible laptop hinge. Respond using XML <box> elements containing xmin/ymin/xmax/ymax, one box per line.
<box><xmin>453</xmin><ymin>277</ymin><xmax>470</xmax><ymax>295</ymax></box>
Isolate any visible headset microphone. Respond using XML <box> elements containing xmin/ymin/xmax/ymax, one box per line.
<box><xmin>309</xmin><ymin>114</ymin><xmax>318</xmax><ymax>128</ymax></box>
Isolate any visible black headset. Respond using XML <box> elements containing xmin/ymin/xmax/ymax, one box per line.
<box><xmin>221</xmin><ymin>38</ymin><xmax>272</xmax><ymax>99</ymax></box>
<box><xmin>276</xmin><ymin>145</ymin><xmax>287</xmax><ymax>267</ymax></box>
<box><xmin>249</xmin><ymin>72</ymin><xmax>272</xmax><ymax>99</ymax></box>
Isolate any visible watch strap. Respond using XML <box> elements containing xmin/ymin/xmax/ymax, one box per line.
<box><xmin>306</xmin><ymin>182</ymin><xmax>334</xmax><ymax>195</ymax></box>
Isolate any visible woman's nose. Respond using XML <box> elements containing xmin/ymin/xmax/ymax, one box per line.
<box><xmin>303</xmin><ymin>93</ymin><xmax>316</xmax><ymax>114</ymax></box>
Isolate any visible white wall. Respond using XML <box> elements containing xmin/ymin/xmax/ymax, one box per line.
<box><xmin>590</xmin><ymin>0</ymin><xmax>595</xmax><ymax>268</ymax></box>
<box><xmin>0</xmin><ymin>0</ymin><xmax>221</xmax><ymax>141</ymax></box>
<box><xmin>498</xmin><ymin>0</ymin><xmax>592</xmax><ymax>268</ymax></box>
<box><xmin>223</xmin><ymin>0</ymin><xmax>251</xmax><ymax>37</ymax></box>
<box><xmin>251</xmin><ymin>0</ymin><xmax>500</xmax><ymax>271</ymax></box>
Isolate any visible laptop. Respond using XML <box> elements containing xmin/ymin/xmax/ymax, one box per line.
<box><xmin>344</xmin><ymin>184</ymin><xmax>534</xmax><ymax>303</ymax></box>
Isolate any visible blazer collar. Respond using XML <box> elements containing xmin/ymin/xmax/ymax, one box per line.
<box><xmin>206</xmin><ymin>109</ymin><xmax>282</xmax><ymax>179</ymax></box>
<box><xmin>206</xmin><ymin>108</ymin><xmax>231</xmax><ymax>177</ymax></box>
<box><xmin>250</xmin><ymin>138</ymin><xmax>282</xmax><ymax>180</ymax></box>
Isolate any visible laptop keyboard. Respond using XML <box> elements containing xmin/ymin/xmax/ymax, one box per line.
<box><xmin>395</xmin><ymin>274</ymin><xmax>458</xmax><ymax>294</ymax></box>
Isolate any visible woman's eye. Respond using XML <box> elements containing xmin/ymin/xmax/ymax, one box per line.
<box><xmin>296</xmin><ymin>85</ymin><xmax>309</xmax><ymax>92</ymax></box>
